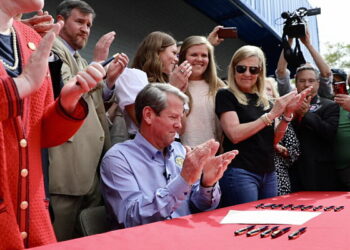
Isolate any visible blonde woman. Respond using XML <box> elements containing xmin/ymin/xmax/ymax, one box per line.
<box><xmin>215</xmin><ymin>45</ymin><xmax>310</xmax><ymax>206</ymax></box>
<box><xmin>178</xmin><ymin>36</ymin><xmax>224</xmax><ymax>147</ymax></box>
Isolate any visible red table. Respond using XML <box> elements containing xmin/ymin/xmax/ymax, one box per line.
<box><xmin>32</xmin><ymin>192</ymin><xmax>350</xmax><ymax>250</ymax></box>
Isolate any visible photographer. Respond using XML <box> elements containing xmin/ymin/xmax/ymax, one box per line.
<box><xmin>276</xmin><ymin>25</ymin><xmax>332</xmax><ymax>99</ymax></box>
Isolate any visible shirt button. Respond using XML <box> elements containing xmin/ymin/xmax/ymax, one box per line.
<box><xmin>20</xmin><ymin>231</ymin><xmax>28</xmax><ymax>239</ymax></box>
<box><xmin>20</xmin><ymin>201</ymin><xmax>28</xmax><ymax>210</ymax></box>
<box><xmin>184</xmin><ymin>192</ymin><xmax>188</xmax><ymax>195</ymax></box>
<box><xmin>99</xmin><ymin>136</ymin><xmax>104</xmax><ymax>142</ymax></box>
<box><xmin>21</xmin><ymin>169</ymin><xmax>28</xmax><ymax>177</ymax></box>
<box><xmin>19</xmin><ymin>139</ymin><xmax>27</xmax><ymax>148</ymax></box>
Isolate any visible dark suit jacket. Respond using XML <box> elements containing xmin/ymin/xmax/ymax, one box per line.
<box><xmin>291</xmin><ymin>95</ymin><xmax>339</xmax><ymax>191</ymax></box>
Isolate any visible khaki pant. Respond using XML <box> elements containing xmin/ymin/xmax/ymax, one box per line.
<box><xmin>51</xmin><ymin>175</ymin><xmax>101</xmax><ymax>241</ymax></box>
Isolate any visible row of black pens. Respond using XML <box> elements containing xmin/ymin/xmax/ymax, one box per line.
<box><xmin>255</xmin><ymin>203</ymin><xmax>344</xmax><ymax>212</ymax></box>
<box><xmin>234</xmin><ymin>225</ymin><xmax>306</xmax><ymax>239</ymax></box>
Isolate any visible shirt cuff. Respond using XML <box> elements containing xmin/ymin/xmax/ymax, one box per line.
<box><xmin>166</xmin><ymin>175</ymin><xmax>192</xmax><ymax>201</ymax></box>
<box><xmin>199</xmin><ymin>182</ymin><xmax>219</xmax><ymax>199</ymax></box>
<box><xmin>103</xmin><ymin>82</ymin><xmax>115</xmax><ymax>100</ymax></box>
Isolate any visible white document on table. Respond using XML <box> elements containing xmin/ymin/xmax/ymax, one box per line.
<box><xmin>220</xmin><ymin>210</ymin><xmax>322</xmax><ymax>225</ymax></box>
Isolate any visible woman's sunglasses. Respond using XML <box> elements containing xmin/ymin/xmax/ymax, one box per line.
<box><xmin>235</xmin><ymin>65</ymin><xmax>261</xmax><ymax>75</ymax></box>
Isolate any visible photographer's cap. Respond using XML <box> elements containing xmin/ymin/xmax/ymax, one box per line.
<box><xmin>331</xmin><ymin>68</ymin><xmax>347</xmax><ymax>81</ymax></box>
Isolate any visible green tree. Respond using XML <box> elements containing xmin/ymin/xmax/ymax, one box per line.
<box><xmin>323</xmin><ymin>42</ymin><xmax>350</xmax><ymax>70</ymax></box>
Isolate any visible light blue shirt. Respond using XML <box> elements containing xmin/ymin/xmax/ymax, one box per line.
<box><xmin>100</xmin><ymin>132</ymin><xmax>221</xmax><ymax>228</ymax></box>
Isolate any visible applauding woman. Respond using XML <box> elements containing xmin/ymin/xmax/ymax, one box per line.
<box><xmin>178</xmin><ymin>36</ymin><xmax>224</xmax><ymax>147</ymax></box>
<box><xmin>215</xmin><ymin>45</ymin><xmax>310</xmax><ymax>206</ymax></box>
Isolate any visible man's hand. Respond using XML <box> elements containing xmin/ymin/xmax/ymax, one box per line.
<box><xmin>60</xmin><ymin>63</ymin><xmax>106</xmax><ymax>113</ymax></box>
<box><xmin>93</xmin><ymin>31</ymin><xmax>116</xmax><ymax>62</ymax></box>
<box><xmin>14</xmin><ymin>21</ymin><xmax>63</xmax><ymax>98</ymax></box>
<box><xmin>105</xmin><ymin>53</ymin><xmax>129</xmax><ymax>89</ymax></box>
<box><xmin>335</xmin><ymin>94</ymin><xmax>350</xmax><ymax>111</ymax></box>
<box><xmin>299</xmin><ymin>25</ymin><xmax>311</xmax><ymax>47</ymax></box>
<box><xmin>294</xmin><ymin>95</ymin><xmax>311</xmax><ymax>119</ymax></box>
<box><xmin>169</xmin><ymin>60</ymin><xmax>192</xmax><ymax>92</ymax></box>
<box><xmin>207</xmin><ymin>25</ymin><xmax>224</xmax><ymax>46</ymax></box>
<box><xmin>201</xmin><ymin>149</ymin><xmax>238</xmax><ymax>187</ymax></box>
<box><xmin>181</xmin><ymin>140</ymin><xmax>218</xmax><ymax>185</ymax></box>
<box><xmin>284</xmin><ymin>86</ymin><xmax>313</xmax><ymax>115</ymax></box>
<box><xmin>21</xmin><ymin>10</ymin><xmax>55</xmax><ymax>37</ymax></box>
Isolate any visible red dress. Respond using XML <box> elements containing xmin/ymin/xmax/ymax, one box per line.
<box><xmin>0</xmin><ymin>21</ymin><xmax>88</xmax><ymax>249</ymax></box>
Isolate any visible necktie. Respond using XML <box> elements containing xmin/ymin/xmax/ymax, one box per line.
<box><xmin>73</xmin><ymin>51</ymin><xmax>85</xmax><ymax>71</ymax></box>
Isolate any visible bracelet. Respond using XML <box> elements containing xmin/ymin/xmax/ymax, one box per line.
<box><xmin>260</xmin><ymin>113</ymin><xmax>273</xmax><ymax>126</ymax></box>
<box><xmin>282</xmin><ymin>113</ymin><xmax>294</xmax><ymax>122</ymax></box>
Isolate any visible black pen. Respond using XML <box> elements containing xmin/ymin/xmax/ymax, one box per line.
<box><xmin>260</xmin><ymin>226</ymin><xmax>279</xmax><ymax>238</ymax></box>
<box><xmin>271</xmin><ymin>227</ymin><xmax>291</xmax><ymax>238</ymax></box>
<box><xmin>101</xmin><ymin>53</ymin><xmax>120</xmax><ymax>67</ymax></box>
<box><xmin>334</xmin><ymin>206</ymin><xmax>344</xmax><ymax>212</ymax></box>
<box><xmin>247</xmin><ymin>226</ymin><xmax>269</xmax><ymax>237</ymax></box>
<box><xmin>282</xmin><ymin>204</ymin><xmax>293</xmax><ymax>210</ymax></box>
<box><xmin>271</xmin><ymin>204</ymin><xmax>283</xmax><ymax>209</ymax></box>
<box><xmin>76</xmin><ymin>53</ymin><xmax>120</xmax><ymax>86</ymax></box>
<box><xmin>255</xmin><ymin>203</ymin><xmax>264</xmax><ymax>208</ymax></box>
<box><xmin>262</xmin><ymin>204</ymin><xmax>275</xmax><ymax>209</ymax></box>
<box><xmin>313</xmin><ymin>205</ymin><xmax>323</xmax><ymax>211</ymax></box>
<box><xmin>301</xmin><ymin>205</ymin><xmax>313</xmax><ymax>211</ymax></box>
<box><xmin>288</xmin><ymin>227</ymin><xmax>307</xmax><ymax>240</ymax></box>
<box><xmin>291</xmin><ymin>204</ymin><xmax>304</xmax><ymax>210</ymax></box>
<box><xmin>234</xmin><ymin>225</ymin><xmax>255</xmax><ymax>236</ymax></box>
<box><xmin>324</xmin><ymin>205</ymin><xmax>335</xmax><ymax>211</ymax></box>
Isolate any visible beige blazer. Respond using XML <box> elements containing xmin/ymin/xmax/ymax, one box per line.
<box><xmin>49</xmin><ymin>37</ymin><xmax>111</xmax><ymax>196</ymax></box>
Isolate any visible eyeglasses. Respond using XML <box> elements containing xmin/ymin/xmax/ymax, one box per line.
<box><xmin>235</xmin><ymin>65</ymin><xmax>261</xmax><ymax>75</ymax></box>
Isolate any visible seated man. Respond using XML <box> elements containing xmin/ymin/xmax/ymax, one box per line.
<box><xmin>101</xmin><ymin>83</ymin><xmax>238</xmax><ymax>228</ymax></box>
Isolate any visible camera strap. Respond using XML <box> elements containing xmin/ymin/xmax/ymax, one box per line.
<box><xmin>282</xmin><ymin>33</ymin><xmax>306</xmax><ymax>69</ymax></box>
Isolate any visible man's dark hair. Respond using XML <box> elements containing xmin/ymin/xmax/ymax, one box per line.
<box><xmin>56</xmin><ymin>0</ymin><xmax>96</xmax><ymax>19</ymax></box>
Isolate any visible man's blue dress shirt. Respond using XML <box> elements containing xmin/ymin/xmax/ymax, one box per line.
<box><xmin>101</xmin><ymin>132</ymin><xmax>221</xmax><ymax>228</ymax></box>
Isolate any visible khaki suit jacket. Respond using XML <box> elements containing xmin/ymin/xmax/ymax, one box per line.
<box><xmin>49</xmin><ymin>37</ymin><xmax>111</xmax><ymax>196</ymax></box>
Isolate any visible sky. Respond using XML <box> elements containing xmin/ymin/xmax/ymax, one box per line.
<box><xmin>308</xmin><ymin>0</ymin><xmax>348</xmax><ymax>54</ymax></box>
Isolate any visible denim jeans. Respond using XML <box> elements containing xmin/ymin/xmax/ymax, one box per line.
<box><xmin>219</xmin><ymin>167</ymin><xmax>277</xmax><ymax>207</ymax></box>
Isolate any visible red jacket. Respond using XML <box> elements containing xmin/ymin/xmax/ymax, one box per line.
<box><xmin>0</xmin><ymin>21</ymin><xmax>88</xmax><ymax>249</ymax></box>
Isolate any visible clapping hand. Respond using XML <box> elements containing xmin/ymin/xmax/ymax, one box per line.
<box><xmin>169</xmin><ymin>60</ymin><xmax>192</xmax><ymax>92</ymax></box>
<box><xmin>14</xmin><ymin>20</ymin><xmax>63</xmax><ymax>98</ymax></box>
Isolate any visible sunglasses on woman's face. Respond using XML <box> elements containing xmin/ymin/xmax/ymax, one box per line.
<box><xmin>235</xmin><ymin>65</ymin><xmax>261</xmax><ymax>75</ymax></box>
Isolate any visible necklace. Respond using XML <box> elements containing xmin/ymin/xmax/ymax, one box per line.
<box><xmin>0</xmin><ymin>27</ymin><xmax>19</xmax><ymax>71</ymax></box>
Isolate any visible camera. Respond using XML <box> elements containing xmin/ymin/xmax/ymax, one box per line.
<box><xmin>281</xmin><ymin>7</ymin><xmax>321</xmax><ymax>38</ymax></box>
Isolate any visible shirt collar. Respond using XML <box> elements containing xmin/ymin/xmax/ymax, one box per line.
<box><xmin>59</xmin><ymin>37</ymin><xmax>77</xmax><ymax>56</ymax></box>
<box><xmin>134</xmin><ymin>132</ymin><xmax>174</xmax><ymax>159</ymax></box>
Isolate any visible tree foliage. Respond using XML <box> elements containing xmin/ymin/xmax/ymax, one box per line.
<box><xmin>323</xmin><ymin>42</ymin><xmax>350</xmax><ymax>70</ymax></box>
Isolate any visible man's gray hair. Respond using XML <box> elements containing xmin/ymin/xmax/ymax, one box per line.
<box><xmin>295</xmin><ymin>64</ymin><xmax>320</xmax><ymax>82</ymax></box>
<box><xmin>135</xmin><ymin>83</ymin><xmax>189</xmax><ymax>125</ymax></box>
<box><xmin>56</xmin><ymin>0</ymin><xmax>96</xmax><ymax>19</ymax></box>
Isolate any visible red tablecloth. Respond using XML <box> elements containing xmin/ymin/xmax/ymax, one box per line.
<box><xmin>32</xmin><ymin>192</ymin><xmax>350</xmax><ymax>250</ymax></box>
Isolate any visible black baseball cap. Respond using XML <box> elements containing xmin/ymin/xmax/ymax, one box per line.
<box><xmin>331</xmin><ymin>68</ymin><xmax>347</xmax><ymax>81</ymax></box>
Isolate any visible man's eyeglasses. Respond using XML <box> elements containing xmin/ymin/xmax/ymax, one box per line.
<box><xmin>235</xmin><ymin>65</ymin><xmax>261</xmax><ymax>75</ymax></box>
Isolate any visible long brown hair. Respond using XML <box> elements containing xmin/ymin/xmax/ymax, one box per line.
<box><xmin>132</xmin><ymin>31</ymin><xmax>176</xmax><ymax>83</ymax></box>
